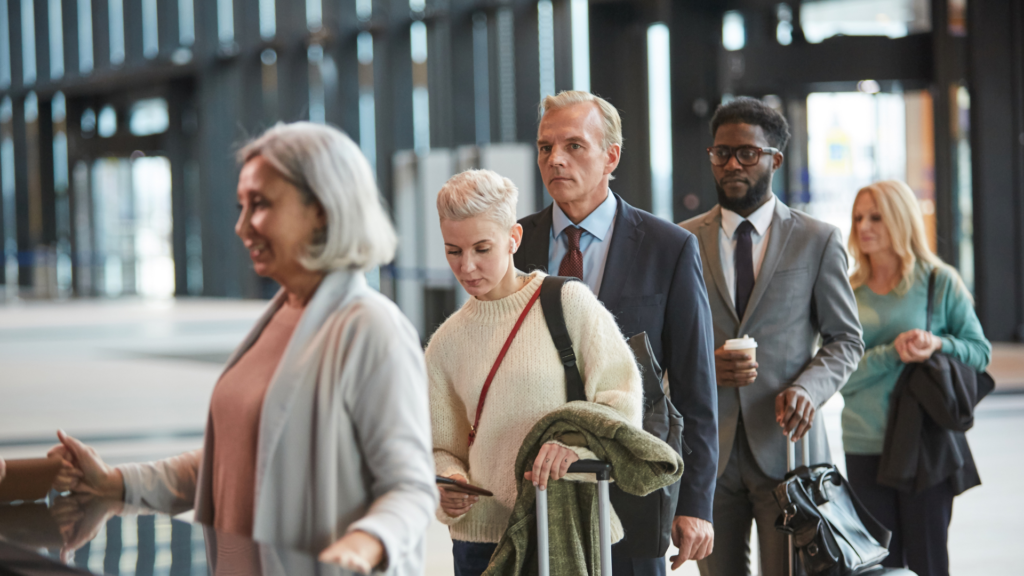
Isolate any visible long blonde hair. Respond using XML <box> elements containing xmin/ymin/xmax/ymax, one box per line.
<box><xmin>848</xmin><ymin>180</ymin><xmax>963</xmax><ymax>296</ymax></box>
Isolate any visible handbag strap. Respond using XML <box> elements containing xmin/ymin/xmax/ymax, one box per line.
<box><xmin>836</xmin><ymin>470</ymin><xmax>893</xmax><ymax>549</ymax></box>
<box><xmin>538</xmin><ymin>276</ymin><xmax>587</xmax><ymax>402</ymax></box>
<box><xmin>468</xmin><ymin>284</ymin><xmax>542</xmax><ymax>447</ymax></box>
<box><xmin>926</xmin><ymin>267</ymin><xmax>938</xmax><ymax>333</ymax></box>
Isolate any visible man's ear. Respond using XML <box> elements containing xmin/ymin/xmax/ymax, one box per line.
<box><xmin>771</xmin><ymin>151</ymin><xmax>785</xmax><ymax>172</ymax></box>
<box><xmin>604</xmin><ymin>143</ymin><xmax>622</xmax><ymax>176</ymax></box>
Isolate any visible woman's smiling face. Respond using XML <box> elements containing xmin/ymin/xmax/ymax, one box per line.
<box><xmin>234</xmin><ymin>156</ymin><xmax>325</xmax><ymax>283</ymax></box>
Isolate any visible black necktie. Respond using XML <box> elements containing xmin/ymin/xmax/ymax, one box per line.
<box><xmin>735</xmin><ymin>220</ymin><xmax>755</xmax><ymax>321</ymax></box>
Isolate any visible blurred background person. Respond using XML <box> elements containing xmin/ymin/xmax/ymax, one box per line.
<box><xmin>48</xmin><ymin>123</ymin><xmax>436</xmax><ymax>575</ymax></box>
<box><xmin>842</xmin><ymin>180</ymin><xmax>991</xmax><ymax>576</ymax></box>
<box><xmin>428</xmin><ymin>169</ymin><xmax>642</xmax><ymax>576</ymax></box>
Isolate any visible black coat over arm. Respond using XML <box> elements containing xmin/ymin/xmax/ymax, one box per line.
<box><xmin>515</xmin><ymin>194</ymin><xmax>719</xmax><ymax>545</ymax></box>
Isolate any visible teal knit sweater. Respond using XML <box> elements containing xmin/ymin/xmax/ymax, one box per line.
<box><xmin>841</xmin><ymin>263</ymin><xmax>991</xmax><ymax>455</ymax></box>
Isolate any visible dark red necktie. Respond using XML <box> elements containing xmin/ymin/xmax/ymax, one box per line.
<box><xmin>558</xmin><ymin>227</ymin><xmax>584</xmax><ymax>280</ymax></box>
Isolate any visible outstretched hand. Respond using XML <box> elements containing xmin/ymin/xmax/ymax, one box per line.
<box><xmin>47</xmin><ymin>430</ymin><xmax>124</xmax><ymax>499</ymax></box>
<box><xmin>319</xmin><ymin>530</ymin><xmax>385</xmax><ymax>574</ymax></box>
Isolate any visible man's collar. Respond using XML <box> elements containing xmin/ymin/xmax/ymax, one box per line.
<box><xmin>552</xmin><ymin>190</ymin><xmax>618</xmax><ymax>240</ymax></box>
<box><xmin>721</xmin><ymin>193</ymin><xmax>777</xmax><ymax>238</ymax></box>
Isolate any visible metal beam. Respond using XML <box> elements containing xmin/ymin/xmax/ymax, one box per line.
<box><xmin>729</xmin><ymin>34</ymin><xmax>934</xmax><ymax>95</ymax></box>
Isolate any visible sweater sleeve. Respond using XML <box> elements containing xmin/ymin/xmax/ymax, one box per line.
<box><xmin>563</xmin><ymin>281</ymin><xmax>644</xmax><ymax>428</ymax></box>
<box><xmin>936</xmin><ymin>269</ymin><xmax>992</xmax><ymax>373</ymax></box>
<box><xmin>841</xmin><ymin>343</ymin><xmax>902</xmax><ymax>397</ymax></box>
<box><xmin>424</xmin><ymin>336</ymin><xmax>472</xmax><ymax>525</ymax></box>
<box><xmin>118</xmin><ymin>449</ymin><xmax>202</xmax><ymax>514</ymax></box>
<box><xmin>342</xmin><ymin>308</ymin><xmax>438</xmax><ymax>571</ymax></box>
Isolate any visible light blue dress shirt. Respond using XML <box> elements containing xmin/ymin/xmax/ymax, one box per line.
<box><xmin>547</xmin><ymin>191</ymin><xmax>618</xmax><ymax>295</ymax></box>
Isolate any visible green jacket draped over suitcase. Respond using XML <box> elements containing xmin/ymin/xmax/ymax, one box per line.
<box><xmin>483</xmin><ymin>402</ymin><xmax>684</xmax><ymax>576</ymax></box>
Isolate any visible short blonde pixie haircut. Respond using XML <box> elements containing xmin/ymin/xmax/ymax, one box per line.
<box><xmin>539</xmin><ymin>90</ymin><xmax>623</xmax><ymax>151</ymax></box>
<box><xmin>238</xmin><ymin>122</ymin><xmax>397</xmax><ymax>271</ymax></box>
<box><xmin>849</xmin><ymin>180</ymin><xmax>968</xmax><ymax>298</ymax></box>
<box><xmin>437</xmin><ymin>169</ymin><xmax>519</xmax><ymax>229</ymax></box>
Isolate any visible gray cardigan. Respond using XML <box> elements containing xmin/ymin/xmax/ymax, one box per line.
<box><xmin>118</xmin><ymin>270</ymin><xmax>438</xmax><ymax>575</ymax></box>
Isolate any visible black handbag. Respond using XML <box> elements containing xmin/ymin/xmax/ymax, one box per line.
<box><xmin>538</xmin><ymin>275</ymin><xmax>686</xmax><ymax>557</ymax></box>
<box><xmin>773</xmin><ymin>463</ymin><xmax>892</xmax><ymax>576</ymax></box>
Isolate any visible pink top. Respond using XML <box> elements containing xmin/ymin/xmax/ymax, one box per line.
<box><xmin>209</xmin><ymin>302</ymin><xmax>304</xmax><ymax>536</ymax></box>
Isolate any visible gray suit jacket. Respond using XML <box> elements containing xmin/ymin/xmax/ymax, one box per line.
<box><xmin>680</xmin><ymin>200</ymin><xmax>863</xmax><ymax>480</ymax></box>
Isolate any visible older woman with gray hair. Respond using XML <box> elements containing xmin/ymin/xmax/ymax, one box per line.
<box><xmin>48</xmin><ymin>122</ymin><xmax>437</xmax><ymax>574</ymax></box>
<box><xmin>427</xmin><ymin>169</ymin><xmax>643</xmax><ymax>576</ymax></box>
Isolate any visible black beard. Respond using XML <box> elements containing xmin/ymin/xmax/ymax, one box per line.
<box><xmin>716</xmin><ymin>171</ymin><xmax>772</xmax><ymax>213</ymax></box>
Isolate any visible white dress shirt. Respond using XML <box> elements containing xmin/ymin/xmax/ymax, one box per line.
<box><xmin>719</xmin><ymin>194</ymin><xmax>777</xmax><ymax>303</ymax></box>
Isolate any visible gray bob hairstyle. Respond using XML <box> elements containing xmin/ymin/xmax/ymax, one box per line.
<box><xmin>238</xmin><ymin>122</ymin><xmax>397</xmax><ymax>272</ymax></box>
<box><xmin>436</xmin><ymin>169</ymin><xmax>519</xmax><ymax>229</ymax></box>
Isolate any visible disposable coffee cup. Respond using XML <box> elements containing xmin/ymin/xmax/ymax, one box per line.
<box><xmin>724</xmin><ymin>335</ymin><xmax>757</xmax><ymax>367</ymax></box>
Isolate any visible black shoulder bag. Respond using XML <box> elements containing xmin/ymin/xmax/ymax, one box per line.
<box><xmin>538</xmin><ymin>276</ymin><xmax>686</xmax><ymax>556</ymax></box>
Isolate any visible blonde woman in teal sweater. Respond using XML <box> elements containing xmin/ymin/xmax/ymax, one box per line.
<box><xmin>842</xmin><ymin>180</ymin><xmax>990</xmax><ymax>576</ymax></box>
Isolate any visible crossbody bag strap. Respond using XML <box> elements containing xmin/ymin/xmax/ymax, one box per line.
<box><xmin>926</xmin><ymin>267</ymin><xmax>938</xmax><ymax>333</ymax></box>
<box><xmin>468</xmin><ymin>285</ymin><xmax>543</xmax><ymax>447</ymax></box>
<box><xmin>539</xmin><ymin>276</ymin><xmax>587</xmax><ymax>402</ymax></box>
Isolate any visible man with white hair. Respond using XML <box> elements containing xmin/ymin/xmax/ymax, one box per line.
<box><xmin>515</xmin><ymin>91</ymin><xmax>718</xmax><ymax>575</ymax></box>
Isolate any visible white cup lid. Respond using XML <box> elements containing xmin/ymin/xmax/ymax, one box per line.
<box><xmin>724</xmin><ymin>335</ymin><xmax>757</xmax><ymax>350</ymax></box>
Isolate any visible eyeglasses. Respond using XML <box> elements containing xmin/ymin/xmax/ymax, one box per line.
<box><xmin>707</xmin><ymin>145</ymin><xmax>780</xmax><ymax>167</ymax></box>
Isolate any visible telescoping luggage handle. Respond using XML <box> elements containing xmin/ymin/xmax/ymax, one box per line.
<box><xmin>786</xmin><ymin>433</ymin><xmax>811</xmax><ymax>576</ymax></box>
<box><xmin>535</xmin><ymin>460</ymin><xmax>613</xmax><ymax>576</ymax></box>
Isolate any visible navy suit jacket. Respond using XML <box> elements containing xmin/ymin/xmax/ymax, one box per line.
<box><xmin>515</xmin><ymin>194</ymin><xmax>719</xmax><ymax>523</ymax></box>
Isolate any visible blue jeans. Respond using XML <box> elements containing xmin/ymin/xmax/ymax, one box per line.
<box><xmin>452</xmin><ymin>541</ymin><xmax>497</xmax><ymax>576</ymax></box>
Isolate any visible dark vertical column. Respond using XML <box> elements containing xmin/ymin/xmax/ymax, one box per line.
<box><xmin>552</xmin><ymin>0</ymin><xmax>572</xmax><ymax>93</ymax></box>
<box><xmin>194</xmin><ymin>0</ymin><xmax>252</xmax><ymax>297</ymax></box>
<box><xmin>276</xmin><ymin>0</ymin><xmax>310</xmax><ymax>122</ymax></box>
<box><xmin>671</xmin><ymin>3</ymin><xmax>721</xmax><ymax>221</ymax></box>
<box><xmin>169</xmin><ymin>521</ymin><xmax>192</xmax><ymax>576</ymax></box>
<box><xmin>12</xmin><ymin>97</ymin><xmax>30</xmax><ymax>288</ymax></box>
<box><xmin>426</xmin><ymin>0</ymin><xmax>454</xmax><ymax>149</ymax></box>
<box><xmin>123</xmin><ymin>0</ymin><xmax>144</xmax><ymax>66</ymax></box>
<box><xmin>8</xmin><ymin>0</ymin><xmax>23</xmax><ymax>87</ymax></box>
<box><xmin>92</xmin><ymin>0</ymin><xmax>111</xmax><ymax>71</ymax></box>
<box><xmin>446</xmin><ymin>0</ymin><xmax>476</xmax><ymax>146</ymax></box>
<box><xmin>589</xmin><ymin>2</ymin><xmax>651</xmax><ymax>210</ymax></box>
<box><xmin>512</xmin><ymin>0</ymin><xmax>540</xmax><ymax>142</ymax></box>
<box><xmin>167</xmin><ymin>79</ymin><xmax>189</xmax><ymax>295</ymax></box>
<box><xmin>36</xmin><ymin>98</ymin><xmax>55</xmax><ymax>247</ymax></box>
<box><xmin>62</xmin><ymin>0</ymin><xmax>81</xmax><ymax>79</ymax></box>
<box><xmin>968</xmin><ymin>0</ymin><xmax>1024</xmax><ymax>341</ymax></box>
<box><xmin>373</xmin><ymin>0</ymin><xmax>414</xmax><ymax>205</ymax></box>
<box><xmin>324</xmin><ymin>0</ymin><xmax>360</xmax><ymax>136</ymax></box>
<box><xmin>931</xmin><ymin>0</ymin><xmax>960</xmax><ymax>266</ymax></box>
<box><xmin>33</xmin><ymin>0</ymin><xmax>51</xmax><ymax>81</ymax></box>
<box><xmin>158</xmin><ymin>0</ymin><xmax>181</xmax><ymax>56</ymax></box>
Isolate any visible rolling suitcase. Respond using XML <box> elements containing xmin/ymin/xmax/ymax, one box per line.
<box><xmin>535</xmin><ymin>459</ymin><xmax>614</xmax><ymax>576</ymax></box>
<box><xmin>780</xmin><ymin>437</ymin><xmax>916</xmax><ymax>576</ymax></box>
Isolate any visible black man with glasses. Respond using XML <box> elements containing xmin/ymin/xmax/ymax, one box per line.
<box><xmin>680</xmin><ymin>98</ymin><xmax>864</xmax><ymax>576</ymax></box>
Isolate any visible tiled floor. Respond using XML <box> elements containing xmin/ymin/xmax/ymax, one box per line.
<box><xmin>1</xmin><ymin>299</ymin><xmax>1021</xmax><ymax>575</ymax></box>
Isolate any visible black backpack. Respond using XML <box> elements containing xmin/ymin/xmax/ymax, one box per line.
<box><xmin>539</xmin><ymin>276</ymin><xmax>686</xmax><ymax>557</ymax></box>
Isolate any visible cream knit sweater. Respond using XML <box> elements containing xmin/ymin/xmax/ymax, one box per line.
<box><xmin>427</xmin><ymin>271</ymin><xmax>643</xmax><ymax>544</ymax></box>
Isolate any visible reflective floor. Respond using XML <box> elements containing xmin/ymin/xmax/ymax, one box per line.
<box><xmin>1</xmin><ymin>299</ymin><xmax>1021</xmax><ymax>575</ymax></box>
